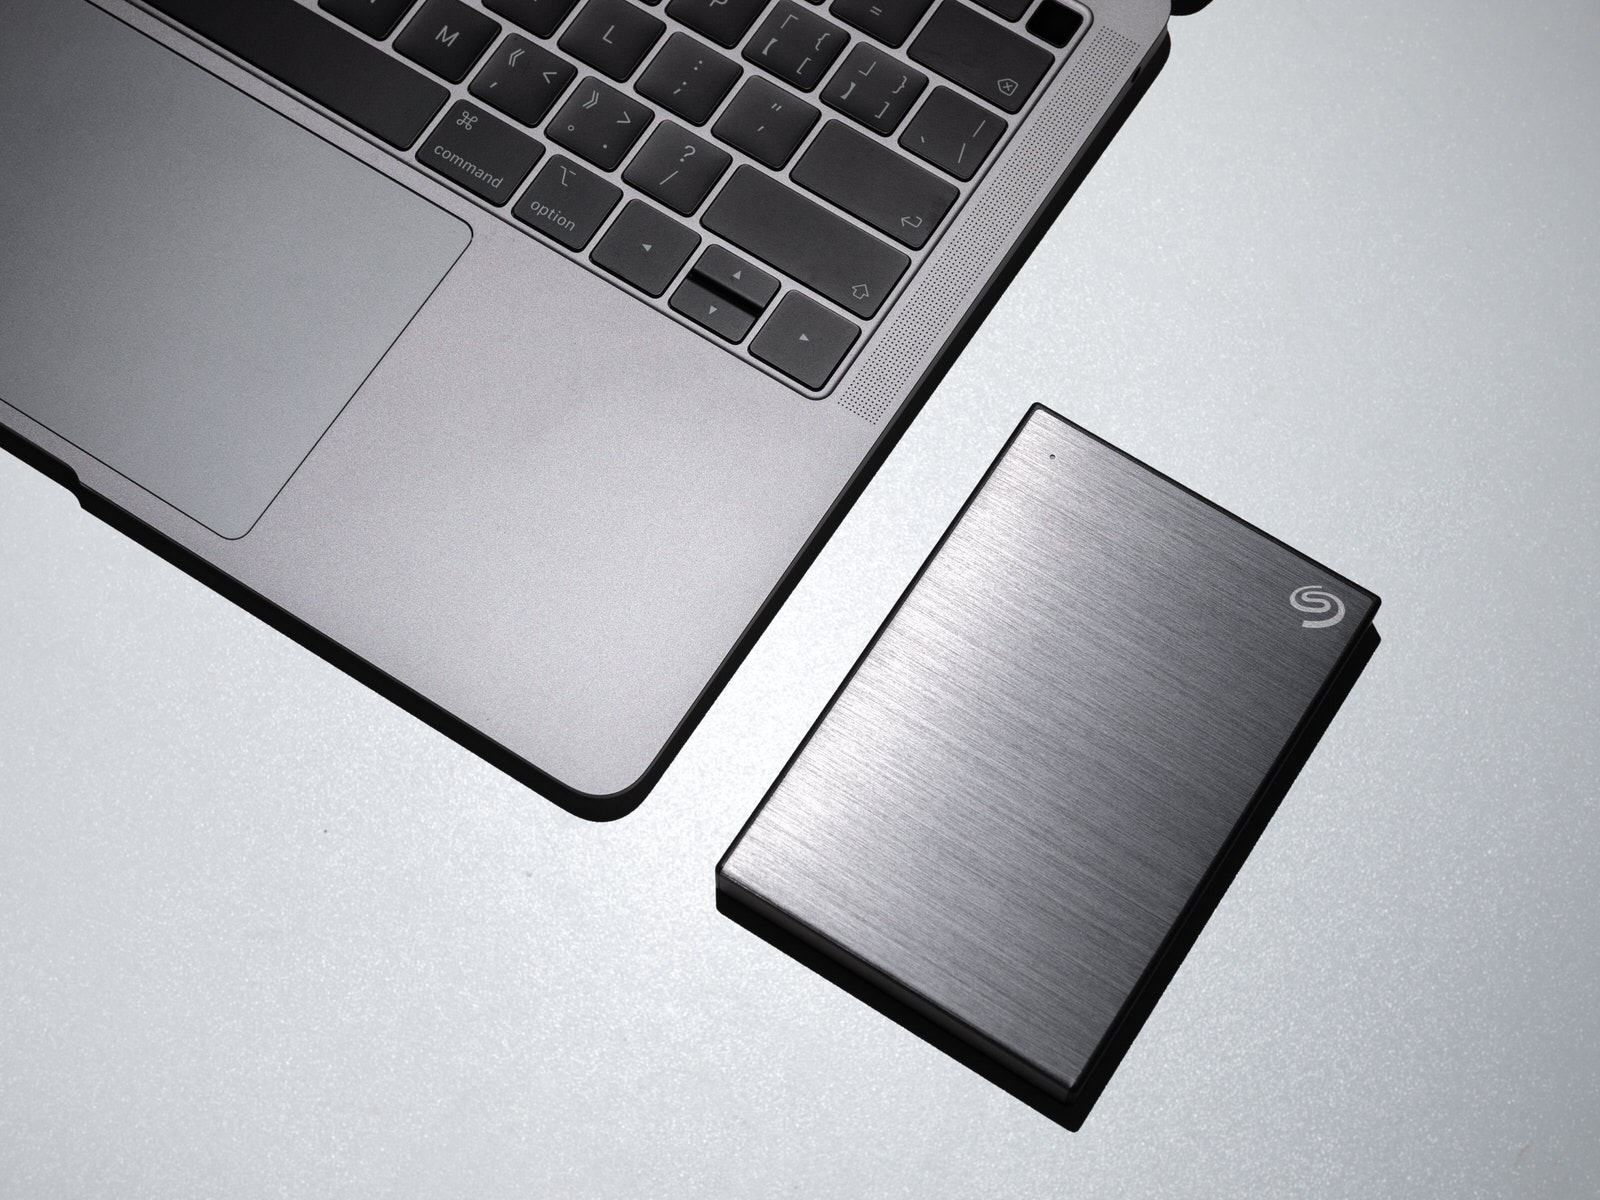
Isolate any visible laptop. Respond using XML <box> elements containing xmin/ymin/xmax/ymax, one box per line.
<box><xmin>0</xmin><ymin>0</ymin><xmax>1172</xmax><ymax>817</ymax></box>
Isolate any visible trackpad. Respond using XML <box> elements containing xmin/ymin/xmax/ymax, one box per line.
<box><xmin>0</xmin><ymin>1</ymin><xmax>469</xmax><ymax>538</ymax></box>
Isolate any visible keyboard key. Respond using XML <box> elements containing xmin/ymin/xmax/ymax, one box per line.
<box><xmin>547</xmin><ymin>77</ymin><xmax>652</xmax><ymax>169</ymax></box>
<box><xmin>559</xmin><ymin>0</ymin><xmax>665</xmax><ymax>81</ymax></box>
<box><xmin>670</xmin><ymin>277</ymin><xmax>758</xmax><ymax>341</ymax></box>
<box><xmin>792</xmin><ymin>121</ymin><xmax>955</xmax><ymax>249</ymax></box>
<box><xmin>898</xmin><ymin>85</ymin><xmax>1003</xmax><ymax>180</ymax></box>
<box><xmin>711</xmin><ymin>78</ymin><xmax>818</xmax><ymax>168</ymax></box>
<box><xmin>821</xmin><ymin>44</ymin><xmax>926</xmax><ymax>135</ymax></box>
<box><xmin>744</xmin><ymin>1</ymin><xmax>847</xmax><ymax>92</ymax></box>
<box><xmin>665</xmin><ymin>0</ymin><xmax>769</xmax><ymax>48</ymax></box>
<box><xmin>146</xmin><ymin>0</ymin><xmax>448</xmax><ymax>149</ymax></box>
<box><xmin>396</xmin><ymin>0</ymin><xmax>499</xmax><ymax>82</ymax></box>
<box><xmin>622</xmin><ymin>123</ymin><xmax>731</xmax><ymax>214</ymax></box>
<box><xmin>591</xmin><ymin>201</ymin><xmax>700</xmax><ymax>295</ymax></box>
<box><xmin>909</xmin><ymin>2</ymin><xmax>1051</xmax><ymax>113</ymax></box>
<box><xmin>828</xmin><ymin>0</ymin><xmax>931</xmax><ymax>47</ymax></box>
<box><xmin>972</xmin><ymin>0</ymin><xmax>1026</xmax><ymax>21</ymax></box>
<box><xmin>636</xmin><ymin>34</ymin><xmax>740</xmax><ymax>126</ymax></box>
<box><xmin>513</xmin><ymin>155</ymin><xmax>621</xmax><ymax>247</ymax></box>
<box><xmin>484</xmin><ymin>0</ymin><xmax>579</xmax><ymax>38</ymax></box>
<box><xmin>419</xmin><ymin>101</ymin><xmax>544</xmax><ymax>203</ymax></box>
<box><xmin>702</xmin><ymin>166</ymin><xmax>908</xmax><ymax>318</ymax></box>
<box><xmin>691</xmin><ymin>246</ymin><xmax>779</xmax><ymax>310</ymax></box>
<box><xmin>751</xmin><ymin>292</ymin><xmax>859</xmax><ymax>388</ymax></box>
<box><xmin>1026</xmin><ymin>0</ymin><xmax>1084</xmax><ymax>47</ymax></box>
<box><xmin>470</xmin><ymin>36</ymin><xmax>576</xmax><ymax>126</ymax></box>
<box><xmin>319</xmin><ymin>0</ymin><xmax>417</xmax><ymax>39</ymax></box>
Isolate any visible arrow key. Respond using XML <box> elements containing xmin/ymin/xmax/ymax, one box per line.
<box><xmin>470</xmin><ymin>36</ymin><xmax>576</xmax><ymax>126</ymax></box>
<box><xmin>591</xmin><ymin>200</ymin><xmax>700</xmax><ymax>296</ymax></box>
<box><xmin>691</xmin><ymin>246</ymin><xmax>779</xmax><ymax>312</ymax></box>
<box><xmin>670</xmin><ymin>277</ymin><xmax>758</xmax><ymax>342</ymax></box>
<box><xmin>751</xmin><ymin>292</ymin><xmax>859</xmax><ymax>389</ymax></box>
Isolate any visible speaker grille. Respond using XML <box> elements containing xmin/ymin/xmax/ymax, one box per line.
<box><xmin>836</xmin><ymin>27</ymin><xmax>1142</xmax><ymax>426</ymax></box>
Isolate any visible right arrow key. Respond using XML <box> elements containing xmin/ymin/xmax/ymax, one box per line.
<box><xmin>751</xmin><ymin>293</ymin><xmax>860</xmax><ymax>390</ymax></box>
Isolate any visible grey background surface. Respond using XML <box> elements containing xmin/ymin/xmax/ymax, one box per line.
<box><xmin>3</xmin><ymin>0</ymin><xmax>1597</xmax><ymax>1195</ymax></box>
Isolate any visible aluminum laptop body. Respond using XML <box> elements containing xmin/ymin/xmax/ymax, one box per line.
<box><xmin>0</xmin><ymin>0</ymin><xmax>1171</xmax><ymax>816</ymax></box>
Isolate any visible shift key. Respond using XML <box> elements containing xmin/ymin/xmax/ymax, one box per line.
<box><xmin>702</xmin><ymin>166</ymin><xmax>908</xmax><ymax>319</ymax></box>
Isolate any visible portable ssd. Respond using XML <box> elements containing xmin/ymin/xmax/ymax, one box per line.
<box><xmin>717</xmin><ymin>405</ymin><xmax>1380</xmax><ymax>1128</ymax></box>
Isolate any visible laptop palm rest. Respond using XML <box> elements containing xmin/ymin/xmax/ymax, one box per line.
<box><xmin>0</xmin><ymin>0</ymin><xmax>469</xmax><ymax>538</ymax></box>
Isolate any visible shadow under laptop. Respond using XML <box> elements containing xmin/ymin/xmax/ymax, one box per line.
<box><xmin>718</xmin><ymin>625</ymin><xmax>1381</xmax><ymax>1131</ymax></box>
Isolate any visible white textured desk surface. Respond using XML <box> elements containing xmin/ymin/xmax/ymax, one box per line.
<box><xmin>4</xmin><ymin>1</ymin><xmax>1598</xmax><ymax>1195</ymax></box>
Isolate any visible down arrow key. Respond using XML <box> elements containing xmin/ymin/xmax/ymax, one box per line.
<box><xmin>669</xmin><ymin>277</ymin><xmax>759</xmax><ymax>343</ymax></box>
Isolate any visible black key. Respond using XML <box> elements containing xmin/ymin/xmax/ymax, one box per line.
<box><xmin>821</xmin><ymin>43</ymin><xmax>926</xmax><ymax>135</ymax></box>
<box><xmin>636</xmin><ymin>34</ymin><xmax>740</xmax><ymax>126</ymax></box>
<box><xmin>972</xmin><ymin>0</ymin><xmax>1026</xmax><ymax>21</ymax></box>
<box><xmin>751</xmin><ymin>293</ymin><xmax>859</xmax><ymax>388</ymax></box>
<box><xmin>513</xmin><ymin>155</ymin><xmax>621</xmax><ymax>248</ymax></box>
<box><xmin>1026</xmin><ymin>0</ymin><xmax>1083</xmax><ymax>47</ymax></box>
<box><xmin>692</xmin><ymin>246</ymin><xmax>779</xmax><ymax>310</ymax></box>
<box><xmin>470</xmin><ymin>36</ymin><xmax>576</xmax><ymax>126</ymax></box>
<box><xmin>395</xmin><ymin>0</ymin><xmax>500</xmax><ymax>82</ymax></box>
<box><xmin>484</xmin><ymin>0</ymin><xmax>579</xmax><ymax>38</ymax></box>
<box><xmin>665</xmin><ymin>0</ymin><xmax>769</xmax><ymax>49</ymax></box>
<box><xmin>622</xmin><ymin>123</ymin><xmax>731</xmax><ymax>215</ymax></box>
<box><xmin>559</xmin><ymin>0</ymin><xmax>665</xmax><ymax>81</ymax></box>
<box><xmin>419</xmin><ymin>101</ymin><xmax>545</xmax><ymax>204</ymax></box>
<box><xmin>898</xmin><ymin>85</ymin><xmax>1003</xmax><ymax>181</ymax></box>
<box><xmin>701</xmin><ymin>166</ymin><xmax>908</xmax><ymax>318</ymax></box>
<box><xmin>547</xmin><ymin>77</ymin><xmax>653</xmax><ymax>169</ymax></box>
<box><xmin>591</xmin><ymin>201</ymin><xmax>701</xmax><ymax>295</ymax></box>
<box><xmin>908</xmin><ymin>2</ymin><xmax>1051</xmax><ymax>113</ymax></box>
<box><xmin>827</xmin><ymin>0</ymin><xmax>930</xmax><ymax>47</ymax></box>
<box><xmin>319</xmin><ymin>0</ymin><xmax>417</xmax><ymax>39</ymax></box>
<box><xmin>744</xmin><ymin>1</ymin><xmax>847</xmax><ymax>92</ymax></box>
<box><xmin>711</xmin><ymin>78</ymin><xmax>818</xmax><ymax>168</ymax></box>
<box><xmin>792</xmin><ymin>121</ymin><xmax>955</xmax><ymax>249</ymax></box>
<box><xmin>146</xmin><ymin>0</ymin><xmax>448</xmax><ymax>149</ymax></box>
<box><xmin>670</xmin><ymin>277</ymin><xmax>758</xmax><ymax>342</ymax></box>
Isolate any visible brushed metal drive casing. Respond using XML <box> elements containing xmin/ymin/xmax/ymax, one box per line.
<box><xmin>719</xmin><ymin>406</ymin><xmax>1379</xmax><ymax>1107</ymax></box>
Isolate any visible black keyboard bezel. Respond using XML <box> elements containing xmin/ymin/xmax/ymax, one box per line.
<box><xmin>138</xmin><ymin>0</ymin><xmax>1093</xmax><ymax>397</ymax></box>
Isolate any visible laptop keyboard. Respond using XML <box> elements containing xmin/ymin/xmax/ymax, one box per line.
<box><xmin>144</xmin><ymin>0</ymin><xmax>1086</xmax><ymax>392</ymax></box>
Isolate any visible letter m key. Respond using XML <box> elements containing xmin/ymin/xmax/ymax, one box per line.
<box><xmin>435</xmin><ymin>25</ymin><xmax>460</xmax><ymax>45</ymax></box>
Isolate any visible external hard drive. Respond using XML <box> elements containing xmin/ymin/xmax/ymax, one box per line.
<box><xmin>717</xmin><ymin>406</ymin><xmax>1380</xmax><ymax>1128</ymax></box>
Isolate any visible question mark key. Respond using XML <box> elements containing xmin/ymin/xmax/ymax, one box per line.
<box><xmin>622</xmin><ymin>121</ymin><xmax>733</xmax><ymax>215</ymax></box>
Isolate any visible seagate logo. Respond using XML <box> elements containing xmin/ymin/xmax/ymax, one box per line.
<box><xmin>1290</xmin><ymin>585</ymin><xmax>1345</xmax><ymax>629</ymax></box>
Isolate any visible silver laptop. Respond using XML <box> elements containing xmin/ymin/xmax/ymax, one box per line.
<box><xmin>0</xmin><ymin>0</ymin><xmax>1170</xmax><ymax>816</ymax></box>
